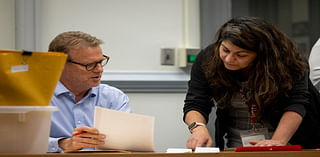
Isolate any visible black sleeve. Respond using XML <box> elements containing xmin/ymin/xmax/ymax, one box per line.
<box><xmin>288</xmin><ymin>75</ymin><xmax>320</xmax><ymax>148</ymax></box>
<box><xmin>183</xmin><ymin>45</ymin><xmax>215</xmax><ymax>123</ymax></box>
<box><xmin>282</xmin><ymin>73</ymin><xmax>309</xmax><ymax>117</ymax></box>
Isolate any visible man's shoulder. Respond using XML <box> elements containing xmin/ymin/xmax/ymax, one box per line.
<box><xmin>94</xmin><ymin>83</ymin><xmax>130</xmax><ymax>112</ymax></box>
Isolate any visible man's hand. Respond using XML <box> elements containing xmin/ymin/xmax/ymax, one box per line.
<box><xmin>186</xmin><ymin>126</ymin><xmax>213</xmax><ymax>150</ymax></box>
<box><xmin>58</xmin><ymin>126</ymin><xmax>106</xmax><ymax>152</ymax></box>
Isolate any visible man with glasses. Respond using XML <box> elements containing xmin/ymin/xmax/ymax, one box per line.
<box><xmin>47</xmin><ymin>31</ymin><xmax>130</xmax><ymax>152</ymax></box>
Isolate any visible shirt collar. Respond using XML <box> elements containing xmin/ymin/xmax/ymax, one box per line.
<box><xmin>54</xmin><ymin>81</ymin><xmax>70</xmax><ymax>96</ymax></box>
<box><xmin>54</xmin><ymin>81</ymin><xmax>97</xmax><ymax>97</ymax></box>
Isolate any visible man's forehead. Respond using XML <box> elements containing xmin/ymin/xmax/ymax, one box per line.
<box><xmin>69</xmin><ymin>46</ymin><xmax>103</xmax><ymax>60</ymax></box>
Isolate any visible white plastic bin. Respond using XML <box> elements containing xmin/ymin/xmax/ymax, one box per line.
<box><xmin>0</xmin><ymin>106</ymin><xmax>57</xmax><ymax>153</ymax></box>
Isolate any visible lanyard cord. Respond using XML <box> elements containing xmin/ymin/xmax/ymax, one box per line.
<box><xmin>240</xmin><ymin>88</ymin><xmax>257</xmax><ymax>130</ymax></box>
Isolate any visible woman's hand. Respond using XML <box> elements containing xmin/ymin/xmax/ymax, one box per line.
<box><xmin>249</xmin><ymin>111</ymin><xmax>302</xmax><ymax>147</ymax></box>
<box><xmin>58</xmin><ymin>126</ymin><xmax>106</xmax><ymax>152</ymax></box>
<box><xmin>250</xmin><ymin>139</ymin><xmax>285</xmax><ymax>146</ymax></box>
<box><xmin>186</xmin><ymin>126</ymin><xmax>213</xmax><ymax>150</ymax></box>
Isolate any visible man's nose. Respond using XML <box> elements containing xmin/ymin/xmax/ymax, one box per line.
<box><xmin>93</xmin><ymin>63</ymin><xmax>104</xmax><ymax>72</ymax></box>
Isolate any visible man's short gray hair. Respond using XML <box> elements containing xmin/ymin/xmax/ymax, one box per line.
<box><xmin>48</xmin><ymin>31</ymin><xmax>104</xmax><ymax>54</ymax></box>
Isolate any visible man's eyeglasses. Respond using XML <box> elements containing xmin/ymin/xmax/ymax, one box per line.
<box><xmin>67</xmin><ymin>55</ymin><xmax>110</xmax><ymax>71</ymax></box>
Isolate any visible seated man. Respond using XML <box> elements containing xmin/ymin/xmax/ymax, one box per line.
<box><xmin>309</xmin><ymin>38</ymin><xmax>320</xmax><ymax>92</ymax></box>
<box><xmin>47</xmin><ymin>31</ymin><xmax>130</xmax><ymax>152</ymax></box>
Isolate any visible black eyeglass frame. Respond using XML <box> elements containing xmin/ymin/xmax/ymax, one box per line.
<box><xmin>67</xmin><ymin>55</ymin><xmax>110</xmax><ymax>71</ymax></box>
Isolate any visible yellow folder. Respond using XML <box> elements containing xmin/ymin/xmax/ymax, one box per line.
<box><xmin>0</xmin><ymin>50</ymin><xmax>67</xmax><ymax>106</ymax></box>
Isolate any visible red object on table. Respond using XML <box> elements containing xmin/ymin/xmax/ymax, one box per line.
<box><xmin>235</xmin><ymin>145</ymin><xmax>302</xmax><ymax>152</ymax></box>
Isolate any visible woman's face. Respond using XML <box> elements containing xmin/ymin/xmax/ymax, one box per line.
<box><xmin>219</xmin><ymin>40</ymin><xmax>257</xmax><ymax>71</ymax></box>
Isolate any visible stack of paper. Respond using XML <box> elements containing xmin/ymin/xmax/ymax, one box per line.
<box><xmin>94</xmin><ymin>107</ymin><xmax>155</xmax><ymax>152</ymax></box>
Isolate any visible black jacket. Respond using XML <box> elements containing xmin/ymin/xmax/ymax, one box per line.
<box><xmin>183</xmin><ymin>44</ymin><xmax>320</xmax><ymax>149</ymax></box>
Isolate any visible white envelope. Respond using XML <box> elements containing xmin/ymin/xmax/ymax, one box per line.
<box><xmin>94</xmin><ymin>106</ymin><xmax>155</xmax><ymax>152</ymax></box>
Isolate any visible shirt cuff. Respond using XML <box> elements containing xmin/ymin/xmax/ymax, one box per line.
<box><xmin>48</xmin><ymin>137</ymin><xmax>65</xmax><ymax>153</ymax></box>
<box><xmin>284</xmin><ymin>104</ymin><xmax>306</xmax><ymax>118</ymax></box>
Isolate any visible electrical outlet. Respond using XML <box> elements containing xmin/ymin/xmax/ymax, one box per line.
<box><xmin>161</xmin><ymin>48</ymin><xmax>175</xmax><ymax>65</ymax></box>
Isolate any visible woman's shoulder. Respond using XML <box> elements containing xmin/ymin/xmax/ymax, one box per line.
<box><xmin>198</xmin><ymin>44</ymin><xmax>215</xmax><ymax>59</ymax></box>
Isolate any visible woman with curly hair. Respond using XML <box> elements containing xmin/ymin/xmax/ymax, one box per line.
<box><xmin>183</xmin><ymin>16</ymin><xmax>320</xmax><ymax>150</ymax></box>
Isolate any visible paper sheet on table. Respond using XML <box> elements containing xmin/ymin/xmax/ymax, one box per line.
<box><xmin>94</xmin><ymin>106</ymin><xmax>155</xmax><ymax>152</ymax></box>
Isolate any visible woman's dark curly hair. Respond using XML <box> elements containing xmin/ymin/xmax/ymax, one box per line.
<box><xmin>203</xmin><ymin>16</ymin><xmax>308</xmax><ymax>117</ymax></box>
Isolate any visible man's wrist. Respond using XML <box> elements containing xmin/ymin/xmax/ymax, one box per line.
<box><xmin>58</xmin><ymin>137</ymin><xmax>70</xmax><ymax>151</ymax></box>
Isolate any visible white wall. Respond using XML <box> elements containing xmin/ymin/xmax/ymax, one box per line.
<box><xmin>37</xmin><ymin>0</ymin><xmax>200</xmax><ymax>72</ymax></box>
<box><xmin>0</xmin><ymin>0</ymin><xmax>15</xmax><ymax>49</ymax></box>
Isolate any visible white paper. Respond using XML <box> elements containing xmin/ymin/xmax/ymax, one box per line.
<box><xmin>94</xmin><ymin>107</ymin><xmax>155</xmax><ymax>152</ymax></box>
<box><xmin>194</xmin><ymin>147</ymin><xmax>220</xmax><ymax>153</ymax></box>
<box><xmin>166</xmin><ymin>148</ymin><xmax>192</xmax><ymax>153</ymax></box>
<box><xmin>11</xmin><ymin>65</ymin><xmax>28</xmax><ymax>73</ymax></box>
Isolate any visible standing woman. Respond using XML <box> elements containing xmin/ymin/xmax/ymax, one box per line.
<box><xmin>183</xmin><ymin>16</ymin><xmax>320</xmax><ymax>150</ymax></box>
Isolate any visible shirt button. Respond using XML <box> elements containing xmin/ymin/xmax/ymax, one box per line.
<box><xmin>69</xmin><ymin>93</ymin><xmax>72</xmax><ymax>97</ymax></box>
<box><xmin>77</xmin><ymin>121</ymin><xmax>81</xmax><ymax>124</ymax></box>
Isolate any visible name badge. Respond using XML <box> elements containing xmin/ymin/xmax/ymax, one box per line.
<box><xmin>240</xmin><ymin>128</ymin><xmax>268</xmax><ymax>146</ymax></box>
